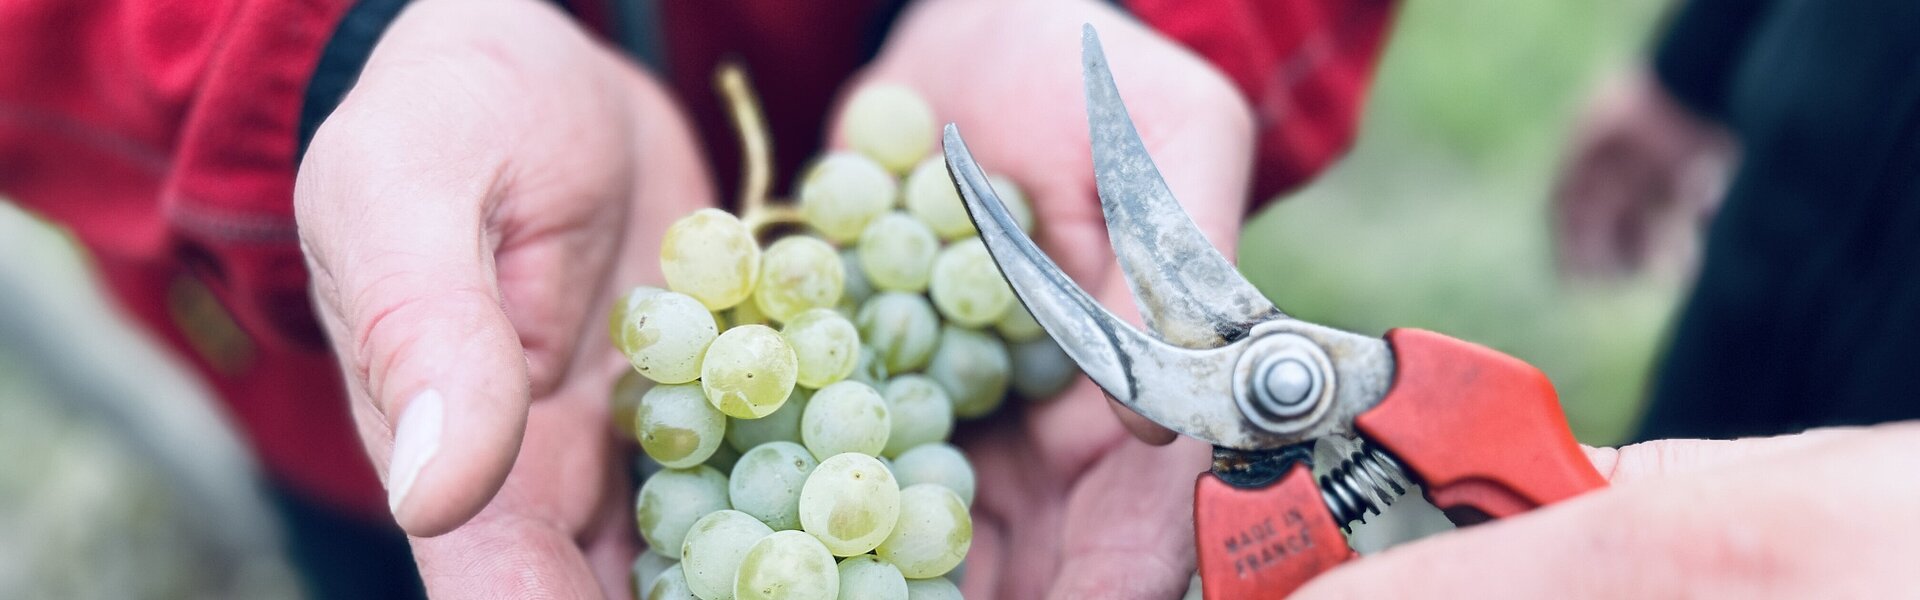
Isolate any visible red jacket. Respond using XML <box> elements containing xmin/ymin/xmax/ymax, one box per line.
<box><xmin>0</xmin><ymin>0</ymin><xmax>1393</xmax><ymax>520</ymax></box>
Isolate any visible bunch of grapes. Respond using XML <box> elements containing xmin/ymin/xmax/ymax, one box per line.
<box><xmin>611</xmin><ymin>83</ymin><xmax>1079</xmax><ymax>600</ymax></box>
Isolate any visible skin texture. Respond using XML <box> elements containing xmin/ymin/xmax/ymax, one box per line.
<box><xmin>295</xmin><ymin>0</ymin><xmax>711</xmax><ymax>595</ymax></box>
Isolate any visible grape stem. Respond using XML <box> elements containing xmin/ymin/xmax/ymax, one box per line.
<box><xmin>715</xmin><ymin>62</ymin><xmax>803</xmax><ymax>234</ymax></box>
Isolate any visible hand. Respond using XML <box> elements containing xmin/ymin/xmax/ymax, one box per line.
<box><xmin>1295</xmin><ymin>423</ymin><xmax>1920</xmax><ymax>597</ymax></box>
<box><xmin>1552</xmin><ymin>68</ymin><xmax>1734</xmax><ymax>280</ymax></box>
<box><xmin>294</xmin><ymin>0</ymin><xmax>713</xmax><ymax>595</ymax></box>
<box><xmin>834</xmin><ymin>0</ymin><xmax>1257</xmax><ymax>596</ymax></box>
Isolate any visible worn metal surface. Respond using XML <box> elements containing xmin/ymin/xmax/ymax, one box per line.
<box><xmin>944</xmin><ymin>129</ymin><xmax>1395</xmax><ymax>450</ymax></box>
<box><xmin>1081</xmin><ymin>25</ymin><xmax>1281</xmax><ymax>350</ymax></box>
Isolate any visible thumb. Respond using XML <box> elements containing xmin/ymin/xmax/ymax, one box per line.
<box><xmin>297</xmin><ymin>87</ymin><xmax>530</xmax><ymax>538</ymax></box>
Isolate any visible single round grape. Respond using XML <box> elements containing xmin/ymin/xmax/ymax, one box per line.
<box><xmin>609</xmin><ymin>285</ymin><xmax>665</xmax><ymax>346</ymax></box>
<box><xmin>926</xmin><ymin>325</ymin><xmax>1010</xmax><ymax>418</ymax></box>
<box><xmin>837</xmin><ymin>555</ymin><xmax>909</xmax><ymax>600</ymax></box>
<box><xmin>1183</xmin><ymin>572</ymin><xmax>1205</xmax><ymax>600</ymax></box>
<box><xmin>727</xmin><ymin>388</ymin><xmax>809</xmax><ymax>453</ymax></box>
<box><xmin>801</xmin><ymin>381</ymin><xmax>892</xmax><ymax>460</ymax></box>
<box><xmin>734</xmin><ymin>530</ymin><xmax>840</xmax><ymax>600</ymax></box>
<box><xmin>848</xmin><ymin>345</ymin><xmax>889</xmax><ymax>388</ymax></box>
<box><xmin>903</xmin><ymin>158</ymin><xmax>974</xmax><ymax>241</ymax></box>
<box><xmin>729</xmin><ymin>441</ymin><xmax>818</xmax><ymax>531</ymax></box>
<box><xmin>612</xmin><ymin>369</ymin><xmax>656</xmax><ymax>443</ymax></box>
<box><xmin>855</xmin><ymin>292</ymin><xmax>941</xmax><ymax>373</ymax></box>
<box><xmin>631</xmin><ymin>548</ymin><xmax>676</xmax><ymax>600</ymax></box>
<box><xmin>841</xmin><ymin>84</ymin><xmax>935</xmax><ymax>173</ymax></box>
<box><xmin>858</xmin><ymin>212</ymin><xmax>939</xmax><ymax>293</ymax></box>
<box><xmin>876</xmin><ymin>484</ymin><xmax>971</xmax><ymax>579</ymax></box>
<box><xmin>637</xmin><ymin>383</ymin><xmax>729</xmax><ymax>468</ymax></box>
<box><xmin>993</xmin><ymin>305</ymin><xmax>1045</xmax><ymax>342</ymax></box>
<box><xmin>880</xmin><ymin>376</ymin><xmax>953</xmax><ymax>458</ymax></box>
<box><xmin>681</xmin><ymin>510</ymin><xmax>775</xmax><ymax>600</ymax></box>
<box><xmin>799</xmin><ymin>453</ymin><xmax>901</xmax><ymax>556</ymax></box>
<box><xmin>986</xmin><ymin>174</ymin><xmax>1035</xmax><ymax>234</ymax></box>
<box><xmin>904</xmin><ymin>577</ymin><xmax>962</xmax><ymax>600</ymax></box>
<box><xmin>799</xmin><ymin>153</ymin><xmax>897</xmax><ymax>244</ymax></box>
<box><xmin>616</xmin><ymin>291</ymin><xmax>719</xmax><ymax>384</ymax></box>
<box><xmin>661</xmin><ymin>208</ymin><xmax>760</xmax><ymax>310</ymax></box>
<box><xmin>701</xmin><ymin>325</ymin><xmax>799</xmax><ymax>419</ymax></box>
<box><xmin>1010</xmin><ymin>335</ymin><xmax>1077</xmax><ymax>401</ymax></box>
<box><xmin>649</xmin><ymin>564</ymin><xmax>697</xmax><ymax>599</ymax></box>
<box><xmin>929</xmin><ymin>239</ymin><xmax>1014</xmax><ymax>328</ymax></box>
<box><xmin>705</xmin><ymin>439</ymin><xmax>743</xmax><ymax>473</ymax></box>
<box><xmin>839</xmin><ymin>249</ymin><xmax>873</xmax><ymax>315</ymax></box>
<box><xmin>891</xmin><ymin>443</ymin><xmax>975</xmax><ymax>506</ymax></box>
<box><xmin>945</xmin><ymin>559</ymin><xmax>967</xmax><ymax>585</ymax></box>
<box><xmin>635</xmin><ymin>465</ymin><xmax>730</xmax><ymax>560</ymax></box>
<box><xmin>755</xmin><ymin>236</ymin><xmax>846</xmax><ymax>324</ymax></box>
<box><xmin>782</xmin><ymin>308</ymin><xmax>861</xmax><ymax>389</ymax></box>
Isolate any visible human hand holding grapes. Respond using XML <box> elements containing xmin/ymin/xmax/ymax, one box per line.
<box><xmin>293</xmin><ymin>0</ymin><xmax>713</xmax><ymax>596</ymax></box>
<box><xmin>833</xmin><ymin>1</ymin><xmax>1259</xmax><ymax>596</ymax></box>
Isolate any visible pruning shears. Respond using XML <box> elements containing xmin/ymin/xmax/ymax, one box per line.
<box><xmin>941</xmin><ymin>25</ymin><xmax>1606</xmax><ymax>598</ymax></box>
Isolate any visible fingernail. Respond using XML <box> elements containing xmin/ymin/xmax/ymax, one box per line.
<box><xmin>389</xmin><ymin>389</ymin><xmax>445</xmax><ymax>516</ymax></box>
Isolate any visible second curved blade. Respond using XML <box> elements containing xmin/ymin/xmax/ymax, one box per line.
<box><xmin>1082</xmin><ymin>25</ymin><xmax>1282</xmax><ymax>349</ymax></box>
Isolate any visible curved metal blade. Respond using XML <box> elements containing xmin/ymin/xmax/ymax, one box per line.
<box><xmin>1082</xmin><ymin>25</ymin><xmax>1282</xmax><ymax>349</ymax></box>
<box><xmin>944</xmin><ymin>125</ymin><xmax>1278</xmax><ymax>447</ymax></box>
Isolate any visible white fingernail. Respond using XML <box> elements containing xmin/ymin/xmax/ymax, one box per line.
<box><xmin>389</xmin><ymin>389</ymin><xmax>445</xmax><ymax>515</ymax></box>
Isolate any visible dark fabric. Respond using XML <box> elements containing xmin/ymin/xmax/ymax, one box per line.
<box><xmin>269</xmin><ymin>482</ymin><xmax>425</xmax><ymax>600</ymax></box>
<box><xmin>1639</xmin><ymin>0</ymin><xmax>1920</xmax><ymax>441</ymax></box>
<box><xmin>298</xmin><ymin>0</ymin><xmax>412</xmax><ymax>161</ymax></box>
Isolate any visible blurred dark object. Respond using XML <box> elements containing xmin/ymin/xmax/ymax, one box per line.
<box><xmin>1633</xmin><ymin>0</ymin><xmax>1920</xmax><ymax>440</ymax></box>
<box><xmin>269</xmin><ymin>484</ymin><xmax>424</xmax><ymax>600</ymax></box>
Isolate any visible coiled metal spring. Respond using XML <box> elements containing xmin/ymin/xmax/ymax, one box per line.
<box><xmin>1319</xmin><ymin>442</ymin><xmax>1413</xmax><ymax>530</ymax></box>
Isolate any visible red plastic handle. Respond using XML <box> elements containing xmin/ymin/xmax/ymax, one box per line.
<box><xmin>1355</xmin><ymin>328</ymin><xmax>1606</xmax><ymax>520</ymax></box>
<box><xmin>1194</xmin><ymin>464</ymin><xmax>1354</xmax><ymax>599</ymax></box>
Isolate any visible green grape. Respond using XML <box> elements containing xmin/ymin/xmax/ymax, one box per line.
<box><xmin>929</xmin><ymin>239</ymin><xmax>1014</xmax><ymax>328</ymax></box>
<box><xmin>613</xmin><ymin>369</ymin><xmax>656</xmax><ymax>443</ymax></box>
<box><xmin>799</xmin><ymin>453</ymin><xmax>901</xmax><ymax>556</ymax></box>
<box><xmin>837</xmin><ymin>555</ymin><xmax>909</xmax><ymax>600</ymax></box>
<box><xmin>858</xmin><ymin>212</ymin><xmax>939</xmax><ymax>293</ymax></box>
<box><xmin>799</xmin><ymin>153</ymin><xmax>897</xmax><ymax>244</ymax></box>
<box><xmin>993</xmin><ymin>304</ymin><xmax>1045</xmax><ymax>342</ymax></box>
<box><xmin>782</xmin><ymin>308</ymin><xmax>861</xmax><ymax>388</ymax></box>
<box><xmin>631</xmin><ymin>548</ymin><xmax>675</xmax><ymax>600</ymax></box>
<box><xmin>637</xmin><ymin>383</ymin><xmax>728</xmax><ymax>469</ymax></box>
<box><xmin>891</xmin><ymin>443</ymin><xmax>975</xmax><ymax>506</ymax></box>
<box><xmin>839</xmin><ymin>249</ymin><xmax>873</xmax><ymax>315</ymax></box>
<box><xmin>735</xmin><ymin>530</ymin><xmax>840</xmax><ymax>600</ymax></box>
<box><xmin>926</xmin><ymin>325</ymin><xmax>1010</xmax><ymax>419</ymax></box>
<box><xmin>682</xmin><ymin>510</ymin><xmax>775</xmax><ymax>600</ymax></box>
<box><xmin>903</xmin><ymin>158</ymin><xmax>974</xmax><ymax>241</ymax></box>
<box><xmin>987</xmin><ymin>174</ymin><xmax>1035</xmax><ymax>234</ymax></box>
<box><xmin>801</xmin><ymin>381</ymin><xmax>891</xmax><ymax>460</ymax></box>
<box><xmin>840</xmin><ymin>84</ymin><xmax>935</xmax><ymax>173</ymax></box>
<box><xmin>727</xmin><ymin>388</ymin><xmax>808</xmax><ymax>453</ymax></box>
<box><xmin>701</xmin><ymin>325</ymin><xmax>799</xmax><ymax>419</ymax></box>
<box><xmin>855</xmin><ymin>292</ymin><xmax>941</xmax><ymax>373</ymax></box>
<box><xmin>1184</xmin><ymin>572</ymin><xmax>1204</xmax><ymax>600</ymax></box>
<box><xmin>728</xmin><ymin>441</ymin><xmax>817</xmax><ymax>531</ymax></box>
<box><xmin>661</xmin><ymin>208</ymin><xmax>760</xmax><ymax>310</ymax></box>
<box><xmin>755</xmin><ymin>236</ymin><xmax>846</xmax><ymax>323</ymax></box>
<box><xmin>880</xmin><ymin>376</ymin><xmax>953</xmax><ymax>458</ymax></box>
<box><xmin>635</xmin><ymin>465</ymin><xmax>730</xmax><ymax>560</ymax></box>
<box><xmin>705</xmin><ymin>439</ymin><xmax>743</xmax><ymax>473</ymax></box>
<box><xmin>609</xmin><ymin>285</ymin><xmax>666</xmax><ymax>347</ymax></box>
<box><xmin>616</xmin><ymin>291</ymin><xmax>720</xmax><ymax>384</ymax></box>
<box><xmin>904</xmin><ymin>577</ymin><xmax>962</xmax><ymax>600</ymax></box>
<box><xmin>848</xmin><ymin>345</ymin><xmax>889</xmax><ymax>387</ymax></box>
<box><xmin>649</xmin><ymin>564</ymin><xmax>698</xmax><ymax>599</ymax></box>
<box><xmin>944</xmin><ymin>559</ymin><xmax>966</xmax><ymax>585</ymax></box>
<box><xmin>730</xmin><ymin>298</ymin><xmax>771</xmax><ymax>328</ymax></box>
<box><xmin>1010</xmin><ymin>335</ymin><xmax>1077</xmax><ymax>401</ymax></box>
<box><xmin>876</xmin><ymin>484</ymin><xmax>971</xmax><ymax>579</ymax></box>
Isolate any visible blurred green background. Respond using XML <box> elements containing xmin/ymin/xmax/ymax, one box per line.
<box><xmin>0</xmin><ymin>1</ymin><xmax>1679</xmax><ymax>596</ymax></box>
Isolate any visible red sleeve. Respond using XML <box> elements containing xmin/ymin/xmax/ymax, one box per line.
<box><xmin>0</xmin><ymin>0</ymin><xmax>392</xmax><ymax>520</ymax></box>
<box><xmin>1128</xmin><ymin>0</ymin><xmax>1398</xmax><ymax>201</ymax></box>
